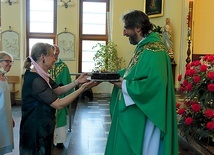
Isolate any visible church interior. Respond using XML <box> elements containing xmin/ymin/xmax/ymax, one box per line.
<box><xmin>0</xmin><ymin>0</ymin><xmax>214</xmax><ymax>154</ymax></box>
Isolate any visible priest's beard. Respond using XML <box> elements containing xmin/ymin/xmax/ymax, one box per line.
<box><xmin>129</xmin><ymin>33</ymin><xmax>138</xmax><ymax>45</ymax></box>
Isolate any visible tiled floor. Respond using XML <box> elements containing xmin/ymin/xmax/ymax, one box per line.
<box><xmin>8</xmin><ymin>93</ymin><xmax>214</xmax><ymax>155</ymax></box>
<box><xmin>67</xmin><ymin>98</ymin><xmax>110</xmax><ymax>155</ymax></box>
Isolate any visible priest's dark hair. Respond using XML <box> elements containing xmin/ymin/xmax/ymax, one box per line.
<box><xmin>122</xmin><ymin>10</ymin><xmax>153</xmax><ymax>37</ymax></box>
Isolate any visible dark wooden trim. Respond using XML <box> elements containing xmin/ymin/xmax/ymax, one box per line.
<box><xmin>192</xmin><ymin>54</ymin><xmax>205</xmax><ymax>61</ymax></box>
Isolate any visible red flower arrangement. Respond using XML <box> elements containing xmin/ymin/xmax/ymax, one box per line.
<box><xmin>177</xmin><ymin>55</ymin><xmax>214</xmax><ymax>142</ymax></box>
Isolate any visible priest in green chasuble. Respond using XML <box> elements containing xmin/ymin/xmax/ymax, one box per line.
<box><xmin>49</xmin><ymin>45</ymin><xmax>74</xmax><ymax>147</ymax></box>
<box><xmin>105</xmin><ymin>10</ymin><xmax>178</xmax><ymax>155</ymax></box>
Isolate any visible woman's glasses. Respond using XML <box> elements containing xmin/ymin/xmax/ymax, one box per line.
<box><xmin>0</xmin><ymin>60</ymin><xmax>14</xmax><ymax>64</ymax></box>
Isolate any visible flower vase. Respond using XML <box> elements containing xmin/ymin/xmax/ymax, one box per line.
<box><xmin>181</xmin><ymin>134</ymin><xmax>214</xmax><ymax>155</ymax></box>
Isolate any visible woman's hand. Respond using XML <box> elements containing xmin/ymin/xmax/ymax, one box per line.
<box><xmin>80</xmin><ymin>81</ymin><xmax>100</xmax><ymax>91</ymax></box>
<box><xmin>76</xmin><ymin>73</ymin><xmax>89</xmax><ymax>85</ymax></box>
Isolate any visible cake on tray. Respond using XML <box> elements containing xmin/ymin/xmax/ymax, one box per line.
<box><xmin>91</xmin><ymin>72</ymin><xmax>120</xmax><ymax>81</ymax></box>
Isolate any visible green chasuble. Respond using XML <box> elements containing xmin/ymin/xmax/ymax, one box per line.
<box><xmin>105</xmin><ymin>32</ymin><xmax>178</xmax><ymax>155</ymax></box>
<box><xmin>49</xmin><ymin>59</ymin><xmax>74</xmax><ymax>127</ymax></box>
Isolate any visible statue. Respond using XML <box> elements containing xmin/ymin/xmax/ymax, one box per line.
<box><xmin>162</xmin><ymin>18</ymin><xmax>174</xmax><ymax>62</ymax></box>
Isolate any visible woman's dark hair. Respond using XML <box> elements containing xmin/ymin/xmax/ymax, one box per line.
<box><xmin>122</xmin><ymin>10</ymin><xmax>153</xmax><ymax>37</ymax></box>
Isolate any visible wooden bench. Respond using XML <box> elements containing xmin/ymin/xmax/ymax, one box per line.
<box><xmin>7</xmin><ymin>75</ymin><xmax>20</xmax><ymax>105</ymax></box>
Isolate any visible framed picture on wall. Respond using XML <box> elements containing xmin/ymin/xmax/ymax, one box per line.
<box><xmin>57</xmin><ymin>31</ymin><xmax>75</xmax><ymax>60</ymax></box>
<box><xmin>1</xmin><ymin>30</ymin><xmax>20</xmax><ymax>59</ymax></box>
<box><xmin>144</xmin><ymin>0</ymin><xmax>164</xmax><ymax>18</ymax></box>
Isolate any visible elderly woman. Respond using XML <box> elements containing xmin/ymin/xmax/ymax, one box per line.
<box><xmin>20</xmin><ymin>42</ymin><xmax>97</xmax><ymax>155</ymax></box>
<box><xmin>0</xmin><ymin>51</ymin><xmax>14</xmax><ymax>154</ymax></box>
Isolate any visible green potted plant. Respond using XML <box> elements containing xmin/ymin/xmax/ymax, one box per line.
<box><xmin>152</xmin><ymin>23</ymin><xmax>163</xmax><ymax>37</ymax></box>
<box><xmin>92</xmin><ymin>41</ymin><xmax>125</xmax><ymax>72</ymax></box>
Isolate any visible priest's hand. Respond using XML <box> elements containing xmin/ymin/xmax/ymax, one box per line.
<box><xmin>110</xmin><ymin>78</ymin><xmax>123</xmax><ymax>89</ymax></box>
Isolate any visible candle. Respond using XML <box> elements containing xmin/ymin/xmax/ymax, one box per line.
<box><xmin>188</xmin><ymin>1</ymin><xmax>193</xmax><ymax>30</ymax></box>
<box><xmin>189</xmin><ymin>1</ymin><xmax>193</xmax><ymax>9</ymax></box>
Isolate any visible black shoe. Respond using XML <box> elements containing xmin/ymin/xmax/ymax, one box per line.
<box><xmin>56</xmin><ymin>143</ymin><xmax>64</xmax><ymax>148</ymax></box>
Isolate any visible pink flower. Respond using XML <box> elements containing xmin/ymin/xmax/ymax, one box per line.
<box><xmin>199</xmin><ymin>65</ymin><xmax>208</xmax><ymax>72</ymax></box>
<box><xmin>179</xmin><ymin>86</ymin><xmax>185</xmax><ymax>92</ymax></box>
<box><xmin>176</xmin><ymin>103</ymin><xmax>181</xmax><ymax>108</ymax></box>
<box><xmin>185</xmin><ymin>69</ymin><xmax>196</xmax><ymax>76</ymax></box>
<box><xmin>204</xmin><ymin>109</ymin><xmax>214</xmax><ymax>118</ymax></box>
<box><xmin>206</xmin><ymin>122</ymin><xmax>214</xmax><ymax>130</ymax></box>
<box><xmin>207</xmin><ymin>83</ymin><xmax>214</xmax><ymax>92</ymax></box>
<box><xmin>185</xmin><ymin>117</ymin><xmax>193</xmax><ymax>125</ymax></box>
<box><xmin>191</xmin><ymin>103</ymin><xmax>201</xmax><ymax>112</ymax></box>
<box><xmin>207</xmin><ymin>55</ymin><xmax>214</xmax><ymax>63</ymax></box>
<box><xmin>193</xmin><ymin>75</ymin><xmax>201</xmax><ymax>83</ymax></box>
<box><xmin>203</xmin><ymin>55</ymin><xmax>209</xmax><ymax>61</ymax></box>
<box><xmin>190</xmin><ymin>62</ymin><xmax>194</xmax><ymax>67</ymax></box>
<box><xmin>186</xmin><ymin>63</ymin><xmax>191</xmax><ymax>70</ymax></box>
<box><xmin>177</xmin><ymin>108</ymin><xmax>185</xmax><ymax>115</ymax></box>
<box><xmin>184</xmin><ymin>101</ymin><xmax>191</xmax><ymax>106</ymax></box>
<box><xmin>203</xmin><ymin>55</ymin><xmax>214</xmax><ymax>62</ymax></box>
<box><xmin>193</xmin><ymin>60</ymin><xmax>201</xmax><ymax>66</ymax></box>
<box><xmin>207</xmin><ymin>71</ymin><xmax>214</xmax><ymax>79</ymax></box>
<box><xmin>178</xmin><ymin>74</ymin><xmax>182</xmax><ymax>81</ymax></box>
<box><xmin>182</xmin><ymin>80</ymin><xmax>188</xmax><ymax>86</ymax></box>
<box><xmin>185</xmin><ymin>83</ymin><xmax>192</xmax><ymax>91</ymax></box>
